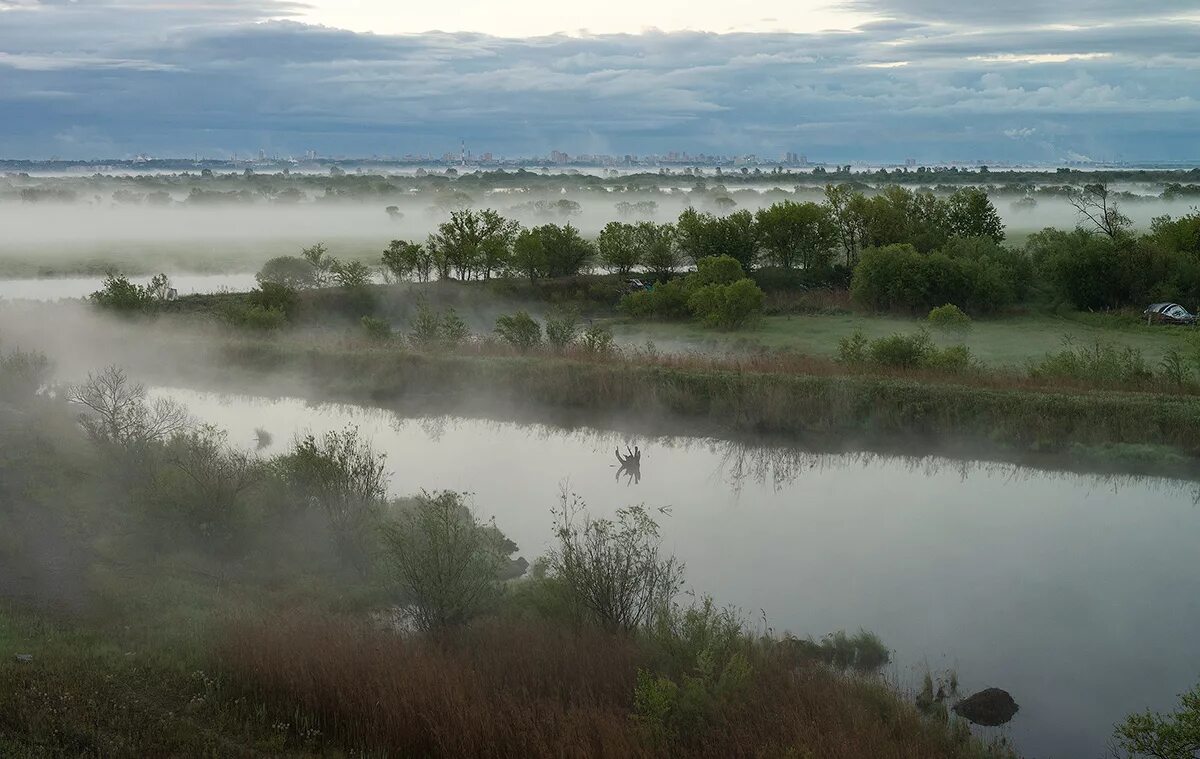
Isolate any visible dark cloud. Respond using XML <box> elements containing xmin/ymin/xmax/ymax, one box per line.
<box><xmin>0</xmin><ymin>2</ymin><xmax>1196</xmax><ymax>161</ymax></box>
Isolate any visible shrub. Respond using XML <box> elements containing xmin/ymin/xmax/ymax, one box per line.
<box><xmin>280</xmin><ymin>427</ymin><xmax>387</xmax><ymax>571</ymax></box>
<box><xmin>1115</xmin><ymin>680</ymin><xmax>1200</xmax><ymax>759</ymax></box>
<box><xmin>0</xmin><ymin>347</ymin><xmax>50</xmax><ymax>400</ymax></box>
<box><xmin>89</xmin><ymin>273</ymin><xmax>156</xmax><ymax>312</ymax></box>
<box><xmin>494</xmin><ymin>311</ymin><xmax>542</xmax><ymax>352</ymax></box>
<box><xmin>226</xmin><ymin>304</ymin><xmax>287</xmax><ymax>331</ymax></box>
<box><xmin>687</xmin><ymin>278</ymin><xmax>765</xmax><ymax>328</ymax></box>
<box><xmin>382</xmin><ymin>491</ymin><xmax>516</xmax><ymax>630</ymax></box>
<box><xmin>330</xmin><ymin>260</ymin><xmax>374</xmax><ymax>289</ymax></box>
<box><xmin>927</xmin><ymin>304</ymin><xmax>972</xmax><ymax>331</ymax></box>
<box><xmin>256</xmin><ymin>255</ymin><xmax>318</xmax><ymax>290</ymax></box>
<box><xmin>1029</xmin><ymin>339</ymin><xmax>1153</xmax><ymax>386</ymax></box>
<box><xmin>544</xmin><ymin>307</ymin><xmax>581</xmax><ymax>351</ymax></box>
<box><xmin>868</xmin><ymin>331</ymin><xmax>935</xmax><ymax>369</ymax></box>
<box><xmin>360</xmin><ymin>316</ymin><xmax>393</xmax><ymax>341</ymax></box>
<box><xmin>409</xmin><ymin>301</ymin><xmax>443</xmax><ymax>346</ymax></box>
<box><xmin>441</xmin><ymin>308</ymin><xmax>470</xmax><ymax>347</ymax></box>
<box><xmin>836</xmin><ymin>330</ymin><xmax>870</xmax><ymax>364</ymax></box>
<box><xmin>247</xmin><ymin>282</ymin><xmax>298</xmax><ymax>317</ymax></box>
<box><xmin>580</xmin><ymin>324</ymin><xmax>616</xmax><ymax>356</ymax></box>
<box><xmin>546</xmin><ymin>492</ymin><xmax>683</xmax><ymax>632</ymax></box>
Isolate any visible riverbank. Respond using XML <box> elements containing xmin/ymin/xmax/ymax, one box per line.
<box><xmin>213</xmin><ymin>339</ymin><xmax>1200</xmax><ymax>480</ymax></box>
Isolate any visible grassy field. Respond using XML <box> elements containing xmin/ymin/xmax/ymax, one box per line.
<box><xmin>610</xmin><ymin>311</ymin><xmax>1199</xmax><ymax>368</ymax></box>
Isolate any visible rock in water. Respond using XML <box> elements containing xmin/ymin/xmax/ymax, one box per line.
<box><xmin>952</xmin><ymin>688</ymin><xmax>1019</xmax><ymax>726</ymax></box>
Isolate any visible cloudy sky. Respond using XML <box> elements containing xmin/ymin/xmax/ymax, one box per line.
<box><xmin>0</xmin><ymin>0</ymin><xmax>1197</xmax><ymax>162</ymax></box>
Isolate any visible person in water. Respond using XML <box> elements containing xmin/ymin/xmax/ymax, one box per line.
<box><xmin>615</xmin><ymin>445</ymin><xmax>642</xmax><ymax>485</ymax></box>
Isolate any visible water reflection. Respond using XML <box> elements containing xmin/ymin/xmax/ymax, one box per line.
<box><xmin>614</xmin><ymin>445</ymin><xmax>642</xmax><ymax>485</ymax></box>
<box><xmin>156</xmin><ymin>387</ymin><xmax>1200</xmax><ymax>759</ymax></box>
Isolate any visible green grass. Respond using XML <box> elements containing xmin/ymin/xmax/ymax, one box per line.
<box><xmin>611</xmin><ymin>312</ymin><xmax>1200</xmax><ymax>368</ymax></box>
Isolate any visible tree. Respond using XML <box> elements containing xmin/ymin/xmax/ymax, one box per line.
<box><xmin>636</xmin><ymin>222</ymin><xmax>681</xmax><ymax>280</ymax></box>
<box><xmin>676</xmin><ymin>208</ymin><xmax>758</xmax><ymax>271</ymax></box>
<box><xmin>511</xmin><ymin>227</ymin><xmax>548</xmax><ymax>282</ymax></box>
<box><xmin>66</xmin><ymin>366</ymin><xmax>192</xmax><ymax>449</ymax></box>
<box><xmin>1067</xmin><ymin>182</ymin><xmax>1133</xmax><ymax>240</ymax></box>
<box><xmin>597</xmin><ymin>221</ymin><xmax>641</xmax><ymax>276</ymax></box>
<box><xmin>427</xmin><ymin>208</ymin><xmax>519</xmax><ymax>280</ymax></box>
<box><xmin>945</xmin><ymin>188</ymin><xmax>1005</xmax><ymax>242</ymax></box>
<box><xmin>301</xmin><ymin>243</ymin><xmax>335</xmax><ymax>287</ymax></box>
<box><xmin>754</xmin><ymin>200</ymin><xmax>836</xmax><ymax>271</ymax></box>
<box><xmin>330</xmin><ymin>260</ymin><xmax>373</xmax><ymax>289</ymax></box>
<box><xmin>511</xmin><ymin>223</ymin><xmax>594</xmax><ymax>280</ymax></box>
<box><xmin>824</xmin><ymin>184</ymin><xmax>870</xmax><ymax>266</ymax></box>
<box><xmin>257</xmin><ymin>256</ymin><xmax>318</xmax><ymax>290</ymax></box>
<box><xmin>382</xmin><ymin>490</ymin><xmax>515</xmax><ymax>631</ymax></box>
<box><xmin>381</xmin><ymin>240</ymin><xmax>434</xmax><ymax>282</ymax></box>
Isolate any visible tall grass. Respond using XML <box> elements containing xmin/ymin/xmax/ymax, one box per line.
<box><xmin>219</xmin><ymin>612</ymin><xmax>1012</xmax><ymax>759</ymax></box>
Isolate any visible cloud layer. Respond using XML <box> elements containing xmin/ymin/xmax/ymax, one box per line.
<box><xmin>1</xmin><ymin>0</ymin><xmax>1197</xmax><ymax>161</ymax></box>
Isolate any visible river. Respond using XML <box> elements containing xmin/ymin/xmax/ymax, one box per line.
<box><xmin>163</xmin><ymin>387</ymin><xmax>1200</xmax><ymax>759</ymax></box>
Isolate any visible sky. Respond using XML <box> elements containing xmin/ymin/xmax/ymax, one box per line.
<box><xmin>0</xmin><ymin>0</ymin><xmax>1198</xmax><ymax>162</ymax></box>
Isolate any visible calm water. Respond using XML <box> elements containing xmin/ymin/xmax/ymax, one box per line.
<box><xmin>165</xmin><ymin>388</ymin><xmax>1200</xmax><ymax>759</ymax></box>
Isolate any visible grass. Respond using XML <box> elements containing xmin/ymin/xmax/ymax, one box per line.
<box><xmin>610</xmin><ymin>311</ymin><xmax>1200</xmax><ymax>368</ymax></box>
<box><xmin>220</xmin><ymin>611</ymin><xmax>1011</xmax><ymax>759</ymax></box>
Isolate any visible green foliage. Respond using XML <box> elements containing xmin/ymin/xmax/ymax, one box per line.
<box><xmin>381</xmin><ymin>240</ymin><xmax>434</xmax><ymax>282</ymax></box>
<box><xmin>330</xmin><ymin>260</ymin><xmax>373</xmax><ymax>289</ymax></box>
<box><xmin>247</xmin><ymin>282</ymin><xmax>297</xmax><ymax>317</ymax></box>
<box><xmin>836</xmin><ymin>329</ymin><xmax>977</xmax><ymax>373</ymax></box>
<box><xmin>408</xmin><ymin>303</ymin><xmax>470</xmax><ymax>349</ymax></box>
<box><xmin>1029</xmin><ymin>340</ymin><xmax>1153</xmax><ymax>387</ymax></box>
<box><xmin>621</xmin><ymin>256</ymin><xmax>765</xmax><ymax>329</ymax></box>
<box><xmin>1115</xmin><ymin>680</ymin><xmax>1200</xmax><ymax>759</ymax></box>
<box><xmin>226</xmin><ymin>304</ymin><xmax>287</xmax><ymax>331</ymax></box>
<box><xmin>494</xmin><ymin>311</ymin><xmax>542</xmax><ymax>352</ymax></box>
<box><xmin>279</xmin><ymin>427</ymin><xmax>387</xmax><ymax>571</ymax></box>
<box><xmin>547</xmin><ymin>493</ymin><xmax>683</xmax><ymax>632</ymax></box>
<box><xmin>754</xmin><ymin>200</ymin><xmax>837</xmax><ymax>271</ymax></box>
<box><xmin>360</xmin><ymin>316</ymin><xmax>393</xmax><ymax>341</ymax></box>
<box><xmin>636</xmin><ymin>222</ymin><xmax>681</xmax><ymax>280</ymax></box>
<box><xmin>927</xmin><ymin>304</ymin><xmax>972</xmax><ymax>331</ymax></box>
<box><xmin>381</xmin><ymin>490</ymin><xmax>514</xmax><ymax>630</ymax></box>
<box><xmin>544</xmin><ymin>306</ymin><xmax>581</xmax><ymax>351</ymax></box>
<box><xmin>1027</xmin><ymin>228</ymin><xmax>1128</xmax><ymax>309</ymax></box>
<box><xmin>256</xmin><ymin>255</ymin><xmax>318</xmax><ymax>290</ymax></box>
<box><xmin>1160</xmin><ymin>349</ymin><xmax>1191</xmax><ymax>386</ymax></box>
<box><xmin>945</xmin><ymin>188</ymin><xmax>1005</xmax><ymax>242</ymax></box>
<box><xmin>687</xmin><ymin>278</ymin><xmax>765</xmax><ymax>328</ymax></box>
<box><xmin>676</xmin><ymin>208</ymin><xmax>759</xmax><ymax>271</ymax></box>
<box><xmin>597</xmin><ymin>221</ymin><xmax>641</xmax><ymax>276</ymax></box>
<box><xmin>512</xmin><ymin>223</ymin><xmax>595</xmax><ymax>280</ymax></box>
<box><xmin>300</xmin><ymin>243</ymin><xmax>335</xmax><ymax>287</ymax></box>
<box><xmin>851</xmin><ymin>240</ymin><xmax>1024</xmax><ymax>314</ymax></box>
<box><xmin>427</xmin><ymin>208</ymin><xmax>519</xmax><ymax>280</ymax></box>
<box><xmin>580</xmin><ymin>324</ymin><xmax>617</xmax><ymax>356</ymax></box>
<box><xmin>89</xmin><ymin>273</ymin><xmax>157</xmax><ymax>312</ymax></box>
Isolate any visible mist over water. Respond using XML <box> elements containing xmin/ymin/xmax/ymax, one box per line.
<box><xmin>159</xmin><ymin>388</ymin><xmax>1200</xmax><ymax>759</ymax></box>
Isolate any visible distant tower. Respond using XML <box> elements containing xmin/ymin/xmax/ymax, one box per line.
<box><xmin>461</xmin><ymin>140</ymin><xmax>466</xmax><ymax>167</ymax></box>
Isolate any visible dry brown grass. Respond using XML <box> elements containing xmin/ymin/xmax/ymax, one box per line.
<box><xmin>219</xmin><ymin>613</ymin><xmax>1008</xmax><ymax>759</ymax></box>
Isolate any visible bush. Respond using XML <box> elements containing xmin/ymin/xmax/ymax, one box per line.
<box><xmin>360</xmin><ymin>316</ymin><xmax>393</xmax><ymax>341</ymax></box>
<box><xmin>836</xmin><ymin>330</ymin><xmax>870</xmax><ymax>364</ymax></box>
<box><xmin>544</xmin><ymin>307</ymin><xmax>581</xmax><ymax>351</ymax></box>
<box><xmin>0</xmin><ymin>347</ymin><xmax>50</xmax><ymax>401</ymax></box>
<box><xmin>381</xmin><ymin>490</ymin><xmax>516</xmax><ymax>630</ymax></box>
<box><xmin>687</xmin><ymin>278</ymin><xmax>765</xmax><ymax>328</ymax></box>
<box><xmin>1115</xmin><ymin>680</ymin><xmax>1200</xmax><ymax>759</ymax></box>
<box><xmin>852</xmin><ymin>240</ymin><xmax>1024</xmax><ymax>313</ymax></box>
<box><xmin>247</xmin><ymin>282</ymin><xmax>297</xmax><ymax>317</ymax></box>
<box><xmin>927</xmin><ymin>304</ymin><xmax>972</xmax><ymax>331</ymax></box>
<box><xmin>226</xmin><ymin>304</ymin><xmax>287</xmax><ymax>331</ymax></box>
<box><xmin>1029</xmin><ymin>339</ymin><xmax>1153</xmax><ymax>386</ymax></box>
<box><xmin>494</xmin><ymin>311</ymin><xmax>542</xmax><ymax>352</ymax></box>
<box><xmin>89</xmin><ymin>273</ymin><xmax>156</xmax><ymax>312</ymax></box>
<box><xmin>256</xmin><ymin>255</ymin><xmax>318</xmax><ymax>290</ymax></box>
<box><xmin>868</xmin><ymin>330</ymin><xmax>935</xmax><ymax>369</ymax></box>
<box><xmin>580</xmin><ymin>324</ymin><xmax>616</xmax><ymax>356</ymax></box>
<box><xmin>546</xmin><ymin>492</ymin><xmax>683</xmax><ymax>632</ymax></box>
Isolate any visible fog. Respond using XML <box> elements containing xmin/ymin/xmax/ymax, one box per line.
<box><xmin>3</xmin><ymin>178</ymin><xmax>1197</xmax><ymax>279</ymax></box>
